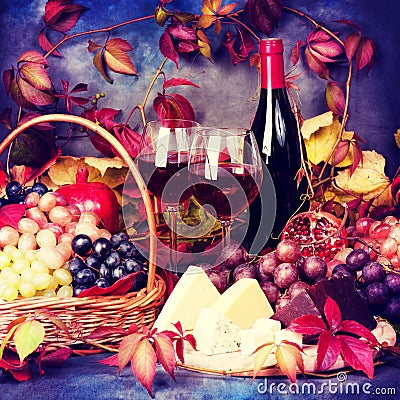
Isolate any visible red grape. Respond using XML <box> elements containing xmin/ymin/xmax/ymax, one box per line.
<box><xmin>288</xmin><ymin>280</ymin><xmax>309</xmax><ymax>299</ymax></box>
<box><xmin>275</xmin><ymin>240</ymin><xmax>301</xmax><ymax>263</ymax></box>
<box><xmin>273</xmin><ymin>262</ymin><xmax>298</xmax><ymax>289</ymax></box>
<box><xmin>205</xmin><ymin>269</ymin><xmax>227</xmax><ymax>293</ymax></box>
<box><xmin>258</xmin><ymin>252</ymin><xmax>279</xmax><ymax>276</ymax></box>
<box><xmin>217</xmin><ymin>241</ymin><xmax>247</xmax><ymax>270</ymax></box>
<box><xmin>298</xmin><ymin>255</ymin><xmax>327</xmax><ymax>282</ymax></box>
<box><xmin>355</xmin><ymin>217</ymin><xmax>374</xmax><ymax>235</ymax></box>
<box><xmin>345</xmin><ymin>248</ymin><xmax>370</xmax><ymax>271</ymax></box>
<box><xmin>362</xmin><ymin>261</ymin><xmax>386</xmax><ymax>284</ymax></box>
<box><xmin>232</xmin><ymin>263</ymin><xmax>258</xmax><ymax>282</ymax></box>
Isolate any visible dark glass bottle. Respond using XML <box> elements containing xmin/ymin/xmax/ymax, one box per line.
<box><xmin>244</xmin><ymin>38</ymin><xmax>309</xmax><ymax>254</ymax></box>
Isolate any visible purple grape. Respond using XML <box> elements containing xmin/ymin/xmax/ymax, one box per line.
<box><xmin>259</xmin><ymin>281</ymin><xmax>280</xmax><ymax>303</ymax></box>
<box><xmin>357</xmin><ymin>288</ymin><xmax>368</xmax><ymax>304</ymax></box>
<box><xmin>288</xmin><ymin>281</ymin><xmax>309</xmax><ymax>299</ymax></box>
<box><xmin>205</xmin><ymin>269</ymin><xmax>227</xmax><ymax>293</ymax></box>
<box><xmin>258</xmin><ymin>252</ymin><xmax>279</xmax><ymax>276</ymax></box>
<box><xmin>273</xmin><ymin>262</ymin><xmax>298</xmax><ymax>289</ymax></box>
<box><xmin>331</xmin><ymin>264</ymin><xmax>356</xmax><ymax>281</ymax></box>
<box><xmin>233</xmin><ymin>263</ymin><xmax>258</xmax><ymax>282</ymax></box>
<box><xmin>217</xmin><ymin>242</ymin><xmax>247</xmax><ymax>270</ymax></box>
<box><xmin>383</xmin><ymin>297</ymin><xmax>400</xmax><ymax>323</ymax></box>
<box><xmin>384</xmin><ymin>272</ymin><xmax>400</xmax><ymax>295</ymax></box>
<box><xmin>298</xmin><ymin>256</ymin><xmax>327</xmax><ymax>283</ymax></box>
<box><xmin>366</xmin><ymin>282</ymin><xmax>390</xmax><ymax>305</ymax></box>
<box><xmin>345</xmin><ymin>248</ymin><xmax>370</xmax><ymax>271</ymax></box>
<box><xmin>362</xmin><ymin>261</ymin><xmax>386</xmax><ymax>284</ymax></box>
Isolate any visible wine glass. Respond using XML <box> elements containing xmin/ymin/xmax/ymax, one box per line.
<box><xmin>188</xmin><ymin>128</ymin><xmax>262</xmax><ymax>246</ymax></box>
<box><xmin>136</xmin><ymin>119</ymin><xmax>200</xmax><ymax>271</ymax></box>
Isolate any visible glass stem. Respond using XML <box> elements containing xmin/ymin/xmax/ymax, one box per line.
<box><xmin>219</xmin><ymin>219</ymin><xmax>232</xmax><ymax>247</ymax></box>
<box><xmin>166</xmin><ymin>205</ymin><xmax>179</xmax><ymax>273</ymax></box>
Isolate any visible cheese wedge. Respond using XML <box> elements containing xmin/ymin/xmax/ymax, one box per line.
<box><xmin>274</xmin><ymin>329</ymin><xmax>302</xmax><ymax>347</ymax></box>
<box><xmin>241</xmin><ymin>318</ymin><xmax>281</xmax><ymax>356</ymax></box>
<box><xmin>193</xmin><ymin>308</ymin><xmax>241</xmax><ymax>355</ymax></box>
<box><xmin>210</xmin><ymin>278</ymin><xmax>274</xmax><ymax>329</ymax></box>
<box><xmin>153</xmin><ymin>265</ymin><xmax>220</xmax><ymax>332</ymax></box>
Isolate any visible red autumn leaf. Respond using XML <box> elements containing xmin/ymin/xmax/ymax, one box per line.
<box><xmin>304</xmin><ymin>47</ymin><xmax>330</xmax><ymax>79</ymax></box>
<box><xmin>288</xmin><ymin>314</ymin><xmax>327</xmax><ymax>336</ymax></box>
<box><xmin>92</xmin><ymin>49</ymin><xmax>112</xmax><ymax>83</ymax></box>
<box><xmin>163</xmin><ymin>78</ymin><xmax>200</xmax><ymax>91</ymax></box>
<box><xmin>112</xmin><ymin>125</ymin><xmax>142</xmax><ymax>158</ymax></box>
<box><xmin>338</xmin><ymin>335</ymin><xmax>374</xmax><ymax>378</ymax></box>
<box><xmin>359</xmin><ymin>198</ymin><xmax>373</xmax><ymax>218</ymax></box>
<box><xmin>153</xmin><ymin>93</ymin><xmax>196</xmax><ymax>121</ymax></box>
<box><xmin>20</xmin><ymin>63</ymin><xmax>52</xmax><ymax>91</ymax></box>
<box><xmin>104</xmin><ymin>38</ymin><xmax>138</xmax><ymax>76</ymax></box>
<box><xmin>243</xmin><ymin>0</ymin><xmax>283</xmax><ymax>36</ymax></box>
<box><xmin>183</xmin><ymin>333</ymin><xmax>197</xmax><ymax>351</ymax></box>
<box><xmin>338</xmin><ymin>320</ymin><xmax>379</xmax><ymax>345</ymax></box>
<box><xmin>349</xmin><ymin>140</ymin><xmax>363</xmax><ymax>176</ymax></box>
<box><xmin>87</xmin><ymin>40</ymin><xmax>102</xmax><ymax>53</ymax></box>
<box><xmin>85</xmin><ymin>326</ymin><xmax>126</xmax><ymax>340</ymax></box>
<box><xmin>168</xmin><ymin>24</ymin><xmax>197</xmax><ymax>41</ymax></box>
<box><xmin>175</xmin><ymin>337</ymin><xmax>185</xmax><ymax>364</ymax></box>
<box><xmin>223</xmin><ymin>29</ymin><xmax>255</xmax><ymax>66</ymax></box>
<box><xmin>153</xmin><ymin>333</ymin><xmax>176</xmax><ymax>380</ymax></box>
<box><xmin>326</xmin><ymin>81</ymin><xmax>345</xmax><ymax>116</ymax></box>
<box><xmin>18</xmin><ymin>51</ymin><xmax>49</xmax><ymax>66</ymax></box>
<box><xmin>307</xmin><ymin>29</ymin><xmax>343</xmax><ymax>62</ymax></box>
<box><xmin>0</xmin><ymin>204</ymin><xmax>26</xmax><ymax>229</ymax></box>
<box><xmin>346</xmin><ymin>196</ymin><xmax>362</xmax><ymax>211</ymax></box>
<box><xmin>38</xmin><ymin>29</ymin><xmax>62</xmax><ymax>57</ymax></box>
<box><xmin>355</xmin><ymin>37</ymin><xmax>375</xmax><ymax>71</ymax></box>
<box><xmin>177</xmin><ymin>40</ymin><xmax>200</xmax><ymax>54</ymax></box>
<box><xmin>10</xmin><ymin>79</ymin><xmax>37</xmax><ymax>110</ymax></box>
<box><xmin>131</xmin><ymin>339</ymin><xmax>157</xmax><ymax>397</ymax></box>
<box><xmin>118</xmin><ymin>332</ymin><xmax>145</xmax><ymax>373</ymax></box>
<box><xmin>44</xmin><ymin>0</ymin><xmax>88</xmax><ymax>33</ymax></box>
<box><xmin>322</xmin><ymin>196</ymin><xmax>335</xmax><ymax>214</ymax></box>
<box><xmin>18</xmin><ymin>77</ymin><xmax>54</xmax><ymax>106</ymax></box>
<box><xmin>78</xmin><ymin>272</ymin><xmax>140</xmax><ymax>297</ymax></box>
<box><xmin>324</xmin><ymin>296</ymin><xmax>342</xmax><ymax>331</ymax></box>
<box><xmin>54</xmin><ymin>80</ymin><xmax>89</xmax><ymax>113</ymax></box>
<box><xmin>36</xmin><ymin>309</ymin><xmax>70</xmax><ymax>338</ymax></box>
<box><xmin>315</xmin><ymin>331</ymin><xmax>341</xmax><ymax>371</ymax></box>
<box><xmin>344</xmin><ymin>32</ymin><xmax>361</xmax><ymax>61</ymax></box>
<box><xmin>159</xmin><ymin>29</ymin><xmax>179</xmax><ymax>68</ymax></box>
<box><xmin>36</xmin><ymin>347</ymin><xmax>72</xmax><ymax>372</ymax></box>
<box><xmin>172</xmin><ymin>321</ymin><xmax>184</xmax><ymax>335</ymax></box>
<box><xmin>332</xmin><ymin>140</ymin><xmax>350</xmax><ymax>165</ymax></box>
<box><xmin>0</xmin><ymin>353</ymin><xmax>32</xmax><ymax>382</ymax></box>
<box><xmin>99</xmin><ymin>353</ymin><xmax>119</xmax><ymax>367</ymax></box>
<box><xmin>391</xmin><ymin>175</ymin><xmax>400</xmax><ymax>201</ymax></box>
<box><xmin>291</xmin><ymin>40</ymin><xmax>304</xmax><ymax>66</ymax></box>
<box><xmin>334</xmin><ymin>19</ymin><xmax>361</xmax><ymax>33</ymax></box>
<box><xmin>0</xmin><ymin>107</ymin><xmax>12</xmax><ymax>129</ymax></box>
<box><xmin>3</xmin><ymin>68</ymin><xmax>14</xmax><ymax>97</ymax></box>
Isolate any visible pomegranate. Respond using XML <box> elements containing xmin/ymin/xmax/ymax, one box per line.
<box><xmin>56</xmin><ymin>167</ymin><xmax>120</xmax><ymax>233</ymax></box>
<box><xmin>280</xmin><ymin>210</ymin><xmax>347</xmax><ymax>262</ymax></box>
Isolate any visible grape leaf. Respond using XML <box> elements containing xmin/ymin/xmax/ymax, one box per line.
<box><xmin>18</xmin><ymin>51</ymin><xmax>49</xmax><ymax>66</ymax></box>
<box><xmin>344</xmin><ymin>32</ymin><xmax>361</xmax><ymax>61</ymax></box>
<box><xmin>337</xmin><ymin>335</ymin><xmax>374</xmax><ymax>378</ymax></box>
<box><xmin>44</xmin><ymin>0</ymin><xmax>88</xmax><ymax>33</ymax></box>
<box><xmin>243</xmin><ymin>0</ymin><xmax>283</xmax><ymax>35</ymax></box>
<box><xmin>324</xmin><ymin>296</ymin><xmax>341</xmax><ymax>331</ymax></box>
<box><xmin>85</xmin><ymin>326</ymin><xmax>126</xmax><ymax>340</ymax></box>
<box><xmin>18</xmin><ymin>77</ymin><xmax>54</xmax><ymax>106</ymax></box>
<box><xmin>104</xmin><ymin>38</ymin><xmax>138</xmax><ymax>76</ymax></box>
<box><xmin>288</xmin><ymin>314</ymin><xmax>327</xmax><ymax>335</ymax></box>
<box><xmin>153</xmin><ymin>93</ymin><xmax>196</xmax><ymax>121</ymax></box>
<box><xmin>0</xmin><ymin>350</ymin><xmax>32</xmax><ymax>381</ymax></box>
<box><xmin>38</xmin><ymin>29</ymin><xmax>62</xmax><ymax>57</ymax></box>
<box><xmin>14</xmin><ymin>320</ymin><xmax>45</xmax><ymax>362</ymax></box>
<box><xmin>326</xmin><ymin>81</ymin><xmax>345</xmax><ymax>116</ymax></box>
<box><xmin>153</xmin><ymin>333</ymin><xmax>176</xmax><ymax>380</ymax></box>
<box><xmin>118</xmin><ymin>332</ymin><xmax>145</xmax><ymax>373</ymax></box>
<box><xmin>355</xmin><ymin>37</ymin><xmax>375</xmax><ymax>71</ymax></box>
<box><xmin>20</xmin><ymin>63</ymin><xmax>52</xmax><ymax>91</ymax></box>
<box><xmin>36</xmin><ymin>347</ymin><xmax>72</xmax><ymax>372</ymax></box>
<box><xmin>131</xmin><ymin>339</ymin><xmax>157</xmax><ymax>397</ymax></box>
<box><xmin>252</xmin><ymin>342</ymin><xmax>274</xmax><ymax>378</ymax></box>
<box><xmin>159</xmin><ymin>29</ymin><xmax>179</xmax><ymax>68</ymax></box>
<box><xmin>0</xmin><ymin>204</ymin><xmax>25</xmax><ymax>229</ymax></box>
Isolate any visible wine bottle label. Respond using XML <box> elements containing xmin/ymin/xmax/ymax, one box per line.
<box><xmin>155</xmin><ymin>126</ymin><xmax>170</xmax><ymax>168</ymax></box>
<box><xmin>205</xmin><ymin>135</ymin><xmax>221</xmax><ymax>180</ymax></box>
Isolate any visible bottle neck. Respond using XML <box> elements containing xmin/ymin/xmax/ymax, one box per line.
<box><xmin>260</xmin><ymin>52</ymin><xmax>285</xmax><ymax>89</ymax></box>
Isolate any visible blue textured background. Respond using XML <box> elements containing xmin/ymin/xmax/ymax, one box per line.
<box><xmin>0</xmin><ymin>0</ymin><xmax>399</xmax><ymax>176</ymax></box>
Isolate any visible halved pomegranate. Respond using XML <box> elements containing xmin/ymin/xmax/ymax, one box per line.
<box><xmin>281</xmin><ymin>210</ymin><xmax>347</xmax><ymax>262</ymax></box>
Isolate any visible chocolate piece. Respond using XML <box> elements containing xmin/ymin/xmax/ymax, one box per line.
<box><xmin>307</xmin><ymin>276</ymin><xmax>377</xmax><ymax>330</ymax></box>
<box><xmin>272</xmin><ymin>291</ymin><xmax>321</xmax><ymax>327</ymax></box>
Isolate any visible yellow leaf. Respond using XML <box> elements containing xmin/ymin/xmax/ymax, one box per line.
<box><xmin>333</xmin><ymin>150</ymin><xmax>392</xmax><ymax>205</ymax></box>
<box><xmin>301</xmin><ymin>111</ymin><xmax>334</xmax><ymax>140</ymax></box>
<box><xmin>275</xmin><ymin>342</ymin><xmax>304</xmax><ymax>383</ymax></box>
<box><xmin>14</xmin><ymin>320</ymin><xmax>45</xmax><ymax>362</ymax></box>
<box><xmin>201</xmin><ymin>0</ymin><xmax>215</xmax><ymax>15</ymax></box>
<box><xmin>395</xmin><ymin>128</ymin><xmax>400</xmax><ymax>149</ymax></box>
<box><xmin>198</xmin><ymin>14</ymin><xmax>215</xmax><ymax>29</ymax></box>
<box><xmin>252</xmin><ymin>343</ymin><xmax>275</xmax><ymax>378</ymax></box>
<box><xmin>48</xmin><ymin>156</ymin><xmax>81</xmax><ymax>186</ymax></box>
<box><xmin>304</xmin><ymin>116</ymin><xmax>354</xmax><ymax>165</ymax></box>
<box><xmin>84</xmin><ymin>156</ymin><xmax>126</xmax><ymax>176</ymax></box>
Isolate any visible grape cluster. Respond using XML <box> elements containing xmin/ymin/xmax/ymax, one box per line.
<box><xmin>332</xmin><ymin>247</ymin><xmax>400</xmax><ymax>324</ymax></box>
<box><xmin>69</xmin><ymin>232</ymin><xmax>148</xmax><ymax>296</ymax></box>
<box><xmin>0</xmin><ymin>181</ymin><xmax>48</xmax><ymax>207</ymax></box>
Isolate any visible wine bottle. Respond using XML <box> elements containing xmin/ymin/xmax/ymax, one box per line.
<box><xmin>243</xmin><ymin>38</ymin><xmax>309</xmax><ymax>254</ymax></box>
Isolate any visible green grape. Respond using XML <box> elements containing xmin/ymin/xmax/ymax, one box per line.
<box><xmin>57</xmin><ymin>285</ymin><xmax>73</xmax><ymax>298</ymax></box>
<box><xmin>0</xmin><ymin>252</ymin><xmax>12</xmax><ymax>269</ymax></box>
<box><xmin>48</xmin><ymin>275</ymin><xmax>59</xmax><ymax>290</ymax></box>
<box><xmin>9</xmin><ymin>248</ymin><xmax>25</xmax><ymax>262</ymax></box>
<box><xmin>4</xmin><ymin>270</ymin><xmax>21</xmax><ymax>288</ymax></box>
<box><xmin>2</xmin><ymin>286</ymin><xmax>18</xmax><ymax>301</ymax></box>
<box><xmin>19</xmin><ymin>281</ymin><xmax>36</xmax><ymax>298</ymax></box>
<box><xmin>32</xmin><ymin>272</ymin><xmax>52</xmax><ymax>290</ymax></box>
<box><xmin>25</xmin><ymin>249</ymin><xmax>38</xmax><ymax>262</ymax></box>
<box><xmin>21</xmin><ymin>267</ymin><xmax>35</xmax><ymax>282</ymax></box>
<box><xmin>12</xmin><ymin>258</ymin><xmax>30</xmax><ymax>274</ymax></box>
<box><xmin>53</xmin><ymin>268</ymin><xmax>72</xmax><ymax>286</ymax></box>
<box><xmin>31</xmin><ymin>260</ymin><xmax>50</xmax><ymax>274</ymax></box>
<box><xmin>41</xmin><ymin>288</ymin><xmax>57</xmax><ymax>297</ymax></box>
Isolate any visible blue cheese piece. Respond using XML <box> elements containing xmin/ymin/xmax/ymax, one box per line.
<box><xmin>193</xmin><ymin>308</ymin><xmax>241</xmax><ymax>355</ymax></box>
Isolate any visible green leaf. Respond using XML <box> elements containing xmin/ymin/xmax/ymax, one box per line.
<box><xmin>0</xmin><ymin>325</ymin><xmax>19</xmax><ymax>359</ymax></box>
<box><xmin>14</xmin><ymin>320</ymin><xmax>45</xmax><ymax>362</ymax></box>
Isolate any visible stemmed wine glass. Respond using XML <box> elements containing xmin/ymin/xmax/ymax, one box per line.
<box><xmin>188</xmin><ymin>128</ymin><xmax>262</xmax><ymax>246</ymax></box>
<box><xmin>136</xmin><ymin>119</ymin><xmax>200</xmax><ymax>271</ymax></box>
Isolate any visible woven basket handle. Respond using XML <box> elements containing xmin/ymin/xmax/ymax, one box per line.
<box><xmin>0</xmin><ymin>114</ymin><xmax>157</xmax><ymax>292</ymax></box>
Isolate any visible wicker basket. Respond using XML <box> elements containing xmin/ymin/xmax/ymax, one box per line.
<box><xmin>0</xmin><ymin>114</ymin><xmax>166</xmax><ymax>347</ymax></box>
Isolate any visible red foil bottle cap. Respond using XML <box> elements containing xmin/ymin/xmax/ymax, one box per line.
<box><xmin>259</xmin><ymin>38</ymin><xmax>285</xmax><ymax>89</ymax></box>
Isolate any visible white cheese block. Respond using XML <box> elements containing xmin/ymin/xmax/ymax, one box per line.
<box><xmin>210</xmin><ymin>278</ymin><xmax>274</xmax><ymax>329</ymax></box>
<box><xmin>241</xmin><ymin>318</ymin><xmax>281</xmax><ymax>356</ymax></box>
<box><xmin>274</xmin><ymin>329</ymin><xmax>302</xmax><ymax>347</ymax></box>
<box><xmin>153</xmin><ymin>265</ymin><xmax>220</xmax><ymax>332</ymax></box>
<box><xmin>193</xmin><ymin>308</ymin><xmax>241</xmax><ymax>355</ymax></box>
